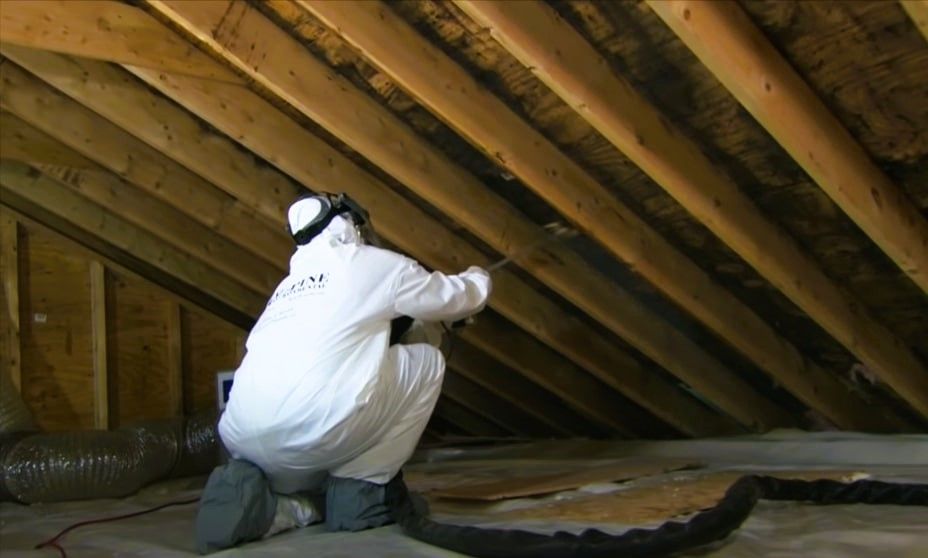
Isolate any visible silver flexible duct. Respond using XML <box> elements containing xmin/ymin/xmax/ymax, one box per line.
<box><xmin>0</xmin><ymin>369</ymin><xmax>219</xmax><ymax>503</ymax></box>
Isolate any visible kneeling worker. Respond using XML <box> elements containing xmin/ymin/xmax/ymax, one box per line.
<box><xmin>195</xmin><ymin>193</ymin><xmax>492</xmax><ymax>553</ymax></box>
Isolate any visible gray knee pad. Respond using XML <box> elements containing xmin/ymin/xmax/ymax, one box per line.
<box><xmin>324</xmin><ymin>472</ymin><xmax>408</xmax><ymax>532</ymax></box>
<box><xmin>195</xmin><ymin>460</ymin><xmax>278</xmax><ymax>554</ymax></box>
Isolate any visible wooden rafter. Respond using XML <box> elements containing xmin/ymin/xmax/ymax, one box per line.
<box><xmin>0</xmin><ymin>0</ymin><xmax>719</xmax><ymax>436</ymax></box>
<box><xmin>0</xmin><ymin>67</ymin><xmax>282</xmax><ymax>297</ymax></box>
<box><xmin>0</xmin><ymin>48</ymin><xmax>292</xmax><ymax>270</ymax></box>
<box><xmin>0</xmin><ymin>161</ymin><xmax>267</xmax><ymax>318</ymax></box>
<box><xmin>141</xmin><ymin>0</ymin><xmax>752</xmax><ymax>435</ymax></box>
<box><xmin>296</xmin><ymin>0</ymin><xmax>904</xmax><ymax>431</ymax></box>
<box><xmin>434</xmin><ymin>397</ymin><xmax>512</xmax><ymax>438</ymax></box>
<box><xmin>901</xmin><ymin>0</ymin><xmax>928</xmax><ymax>42</ymax></box>
<box><xmin>648</xmin><ymin>1</ymin><xmax>928</xmax><ymax>295</ymax></box>
<box><xmin>0</xmin><ymin>0</ymin><xmax>236</xmax><ymax>82</ymax></box>
<box><xmin>292</xmin><ymin>0</ymin><xmax>792</xmax><ymax>433</ymax></box>
<box><xmin>449</xmin><ymin>341</ymin><xmax>598</xmax><ymax>437</ymax></box>
<box><xmin>456</xmin><ymin>0</ymin><xmax>928</xmax><ymax>421</ymax></box>
<box><xmin>442</xmin><ymin>371</ymin><xmax>554</xmax><ymax>438</ymax></box>
<box><xmin>0</xmin><ymin>50</ymin><xmax>664</xmax><ymax>435</ymax></box>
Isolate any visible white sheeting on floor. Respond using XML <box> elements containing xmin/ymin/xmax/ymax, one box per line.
<box><xmin>1</xmin><ymin>431</ymin><xmax>926</xmax><ymax>557</ymax></box>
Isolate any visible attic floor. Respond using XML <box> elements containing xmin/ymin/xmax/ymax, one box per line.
<box><xmin>2</xmin><ymin>432</ymin><xmax>926</xmax><ymax>557</ymax></box>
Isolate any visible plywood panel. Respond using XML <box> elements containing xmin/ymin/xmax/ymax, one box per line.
<box><xmin>182</xmin><ymin>307</ymin><xmax>246</xmax><ymax>414</ymax></box>
<box><xmin>108</xmin><ymin>270</ymin><xmax>172</xmax><ymax>427</ymax></box>
<box><xmin>18</xmin><ymin>222</ymin><xmax>94</xmax><ymax>430</ymax></box>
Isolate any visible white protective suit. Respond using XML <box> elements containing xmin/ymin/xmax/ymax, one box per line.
<box><xmin>218</xmin><ymin>204</ymin><xmax>491</xmax><ymax>495</ymax></box>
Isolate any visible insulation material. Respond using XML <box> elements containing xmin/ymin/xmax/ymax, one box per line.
<box><xmin>429</xmin><ymin>457</ymin><xmax>698</xmax><ymax>500</ymax></box>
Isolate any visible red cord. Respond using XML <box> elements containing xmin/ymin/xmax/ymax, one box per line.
<box><xmin>34</xmin><ymin>497</ymin><xmax>199</xmax><ymax>557</ymax></box>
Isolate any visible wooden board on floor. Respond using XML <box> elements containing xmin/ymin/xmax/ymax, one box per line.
<box><xmin>499</xmin><ymin>470</ymin><xmax>868</xmax><ymax>524</ymax></box>
<box><xmin>431</xmin><ymin>457</ymin><xmax>700</xmax><ymax>501</ymax></box>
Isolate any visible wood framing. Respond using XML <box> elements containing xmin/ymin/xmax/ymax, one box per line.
<box><xmin>0</xmin><ymin>161</ymin><xmax>267</xmax><ymax>318</ymax></box>
<box><xmin>89</xmin><ymin>260</ymin><xmax>109</xmax><ymax>430</ymax></box>
<box><xmin>434</xmin><ymin>397</ymin><xmax>512</xmax><ymax>438</ymax></box>
<box><xmin>1</xmin><ymin>214</ymin><xmax>22</xmax><ymax>391</ymax></box>
<box><xmin>647</xmin><ymin>0</ymin><xmax>928</xmax><ymax>295</ymax></box>
<box><xmin>456</xmin><ymin>0</ymin><xmax>928</xmax><ymax>420</ymax></box>
<box><xmin>0</xmin><ymin>52</ymin><xmax>672</xmax><ymax>435</ymax></box>
<box><xmin>0</xmin><ymin>49</ymin><xmax>292</xmax><ymax>270</ymax></box>
<box><xmin>448</xmin><ymin>341</ymin><xmax>597</xmax><ymax>437</ymax></box>
<box><xmin>299</xmin><ymin>0</ymin><xmax>901</xmax><ymax>430</ymax></box>
<box><xmin>141</xmin><ymin>0</ymin><xmax>752</xmax><ymax>435</ymax></box>
<box><xmin>901</xmin><ymin>0</ymin><xmax>928</xmax><ymax>41</ymax></box>
<box><xmin>166</xmin><ymin>302</ymin><xmax>184</xmax><ymax>417</ymax></box>
<box><xmin>442</xmin><ymin>371</ymin><xmax>553</xmax><ymax>438</ymax></box>
<box><xmin>0</xmin><ymin>0</ymin><xmax>236</xmax><ymax>82</ymax></box>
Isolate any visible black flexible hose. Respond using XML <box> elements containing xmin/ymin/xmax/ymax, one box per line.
<box><xmin>393</xmin><ymin>475</ymin><xmax>928</xmax><ymax>558</ymax></box>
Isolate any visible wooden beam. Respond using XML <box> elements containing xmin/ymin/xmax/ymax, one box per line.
<box><xmin>294</xmin><ymin>1</ymin><xmax>792</xmax><ymax>434</ymax></box>
<box><xmin>89</xmin><ymin>260</ymin><xmax>109</xmax><ymax>430</ymax></box>
<box><xmin>299</xmin><ymin>0</ymin><xmax>905</xmax><ymax>431</ymax></box>
<box><xmin>166</xmin><ymin>302</ymin><xmax>184</xmax><ymax>417</ymax></box>
<box><xmin>449</xmin><ymin>341</ymin><xmax>598</xmax><ymax>437</ymax></box>
<box><xmin>648</xmin><ymin>0</ymin><xmax>928</xmax><ymax>295</ymax></box>
<box><xmin>0</xmin><ymin>1</ymin><xmax>718</xmax><ymax>436</ymax></box>
<box><xmin>143</xmin><ymin>0</ymin><xmax>743</xmax><ymax>437</ymax></box>
<box><xmin>443</xmin><ymin>371</ymin><xmax>553</xmax><ymax>438</ymax></box>
<box><xmin>0</xmin><ymin>161</ymin><xmax>266</xmax><ymax>319</ymax></box>
<box><xmin>0</xmin><ymin>50</ymin><xmax>292</xmax><ymax>270</ymax></box>
<box><xmin>0</xmin><ymin>0</ymin><xmax>237</xmax><ymax>82</ymax></box>
<box><xmin>0</xmin><ymin>213</ymin><xmax>21</xmax><ymax>392</ymax></box>
<box><xmin>901</xmin><ymin>1</ymin><xmax>928</xmax><ymax>42</ymax></box>
<box><xmin>456</xmin><ymin>0</ymin><xmax>928</xmax><ymax>422</ymax></box>
<box><xmin>434</xmin><ymin>397</ymin><xmax>512</xmax><ymax>438</ymax></box>
<box><xmin>0</xmin><ymin>113</ymin><xmax>279</xmax><ymax>300</ymax></box>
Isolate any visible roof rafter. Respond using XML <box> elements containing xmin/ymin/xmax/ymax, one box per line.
<box><xmin>0</xmin><ymin>0</ymin><xmax>721</xmax><ymax>436</ymax></box>
<box><xmin>142</xmin><ymin>0</ymin><xmax>749</xmax><ymax>435</ymax></box>
<box><xmin>291</xmin><ymin>0</ymin><xmax>793</xmax><ymax>434</ymax></box>
<box><xmin>455</xmin><ymin>0</ymin><xmax>928</xmax><ymax>421</ymax></box>
<box><xmin>647</xmin><ymin>0</ymin><xmax>928</xmax><ymax>295</ymax></box>
<box><xmin>900</xmin><ymin>0</ymin><xmax>928</xmax><ymax>42</ymax></box>
<box><xmin>0</xmin><ymin>160</ymin><xmax>265</xmax><ymax>318</ymax></box>
<box><xmin>295</xmin><ymin>0</ymin><xmax>906</xmax><ymax>431</ymax></box>
<box><xmin>0</xmin><ymin>52</ymin><xmax>643</xmax><ymax>437</ymax></box>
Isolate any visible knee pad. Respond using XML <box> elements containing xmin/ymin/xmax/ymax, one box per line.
<box><xmin>195</xmin><ymin>460</ymin><xmax>277</xmax><ymax>554</ymax></box>
<box><xmin>324</xmin><ymin>472</ymin><xmax>409</xmax><ymax>532</ymax></box>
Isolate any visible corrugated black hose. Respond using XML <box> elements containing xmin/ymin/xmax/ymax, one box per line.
<box><xmin>391</xmin><ymin>475</ymin><xmax>928</xmax><ymax>558</ymax></box>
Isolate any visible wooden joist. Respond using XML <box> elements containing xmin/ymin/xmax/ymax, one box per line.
<box><xmin>293</xmin><ymin>0</ymin><xmax>791</xmax><ymax>433</ymax></box>
<box><xmin>141</xmin><ymin>0</ymin><xmax>747</xmax><ymax>436</ymax></box>
<box><xmin>448</xmin><ymin>341</ymin><xmax>599</xmax><ymax>437</ymax></box>
<box><xmin>0</xmin><ymin>214</ymin><xmax>21</xmax><ymax>392</ymax></box>
<box><xmin>442</xmin><ymin>371</ymin><xmax>555</xmax><ymax>438</ymax></box>
<box><xmin>648</xmin><ymin>0</ymin><xmax>928</xmax><ymax>295</ymax></box>
<box><xmin>5</xmin><ymin>16</ymin><xmax>692</xmax><ymax>433</ymax></box>
<box><xmin>8</xmin><ymin>58</ymin><xmax>661</xmax><ymax>436</ymax></box>
<box><xmin>0</xmin><ymin>90</ymin><xmax>280</xmax><ymax>299</ymax></box>
<box><xmin>0</xmin><ymin>48</ymin><xmax>293</xmax><ymax>270</ymax></box>
<box><xmin>0</xmin><ymin>0</ymin><xmax>236</xmax><ymax>82</ymax></box>
<box><xmin>0</xmin><ymin>161</ymin><xmax>267</xmax><ymax>319</ymax></box>
<box><xmin>456</xmin><ymin>0</ymin><xmax>928</xmax><ymax>421</ymax></box>
<box><xmin>0</xmin><ymin>51</ymin><xmax>668</xmax><ymax>433</ymax></box>
<box><xmin>89</xmin><ymin>260</ymin><xmax>109</xmax><ymax>430</ymax></box>
<box><xmin>901</xmin><ymin>0</ymin><xmax>928</xmax><ymax>42</ymax></box>
<box><xmin>1</xmin><ymin>0</ymin><xmax>712</xmax><ymax>436</ymax></box>
<box><xmin>434</xmin><ymin>397</ymin><xmax>512</xmax><ymax>438</ymax></box>
<box><xmin>300</xmin><ymin>0</ymin><xmax>902</xmax><ymax>431</ymax></box>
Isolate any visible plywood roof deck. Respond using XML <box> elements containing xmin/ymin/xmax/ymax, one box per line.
<box><xmin>1</xmin><ymin>0</ymin><xmax>926</xmax><ymax>438</ymax></box>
